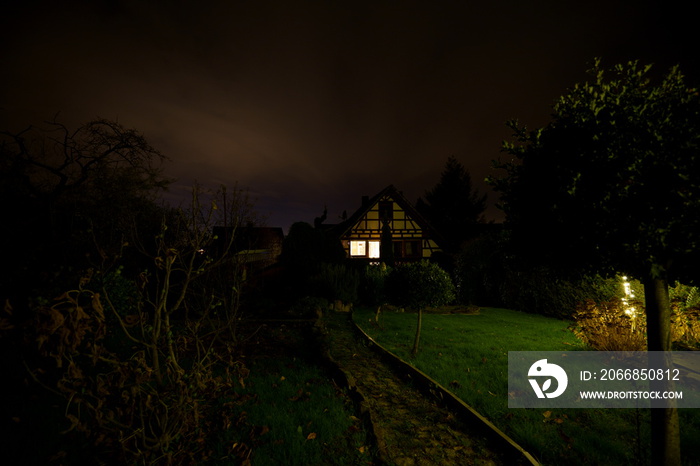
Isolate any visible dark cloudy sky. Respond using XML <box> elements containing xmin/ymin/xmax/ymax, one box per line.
<box><xmin>2</xmin><ymin>0</ymin><xmax>697</xmax><ymax>232</ymax></box>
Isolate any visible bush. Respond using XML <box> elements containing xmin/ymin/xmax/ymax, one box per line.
<box><xmin>503</xmin><ymin>270</ymin><xmax>621</xmax><ymax>318</ymax></box>
<box><xmin>20</xmin><ymin>274</ymin><xmax>248</xmax><ymax>464</ymax></box>
<box><xmin>670</xmin><ymin>283</ymin><xmax>700</xmax><ymax>310</ymax></box>
<box><xmin>387</xmin><ymin>261</ymin><xmax>455</xmax><ymax>311</ymax></box>
<box><xmin>360</xmin><ymin>263</ymin><xmax>392</xmax><ymax>307</ymax></box>
<box><xmin>455</xmin><ymin>232</ymin><xmax>621</xmax><ymax>317</ymax></box>
<box><xmin>5</xmin><ymin>183</ymin><xmax>256</xmax><ymax>465</ymax></box>
<box><xmin>668</xmin><ymin>283</ymin><xmax>700</xmax><ymax>348</ymax></box>
<box><xmin>386</xmin><ymin>260</ymin><xmax>455</xmax><ymax>356</ymax></box>
<box><xmin>572</xmin><ymin>297</ymin><xmax>700</xmax><ymax>350</ymax></box>
<box><xmin>571</xmin><ymin>298</ymin><xmax>647</xmax><ymax>351</ymax></box>
<box><xmin>670</xmin><ymin>305</ymin><xmax>700</xmax><ymax>349</ymax></box>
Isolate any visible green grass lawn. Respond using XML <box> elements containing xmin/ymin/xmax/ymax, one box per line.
<box><xmin>353</xmin><ymin>307</ymin><xmax>700</xmax><ymax>466</ymax></box>
<box><xmin>216</xmin><ymin>354</ymin><xmax>375</xmax><ymax>465</ymax></box>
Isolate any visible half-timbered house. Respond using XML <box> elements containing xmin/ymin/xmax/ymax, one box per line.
<box><xmin>332</xmin><ymin>185</ymin><xmax>443</xmax><ymax>263</ymax></box>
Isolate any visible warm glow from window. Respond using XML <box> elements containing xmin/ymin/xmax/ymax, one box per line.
<box><xmin>368</xmin><ymin>241</ymin><xmax>380</xmax><ymax>258</ymax></box>
<box><xmin>350</xmin><ymin>241</ymin><xmax>366</xmax><ymax>256</ymax></box>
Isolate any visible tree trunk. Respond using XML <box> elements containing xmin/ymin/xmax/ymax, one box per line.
<box><xmin>645</xmin><ymin>276</ymin><xmax>672</xmax><ymax>352</ymax></box>
<box><xmin>380</xmin><ymin>221</ymin><xmax>394</xmax><ymax>267</ymax></box>
<box><xmin>411</xmin><ymin>308</ymin><xmax>422</xmax><ymax>357</ymax></box>
<box><xmin>644</xmin><ymin>276</ymin><xmax>681</xmax><ymax>466</ymax></box>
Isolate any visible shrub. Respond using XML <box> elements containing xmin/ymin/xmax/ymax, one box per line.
<box><xmin>386</xmin><ymin>260</ymin><xmax>455</xmax><ymax>356</ymax></box>
<box><xmin>503</xmin><ymin>271</ymin><xmax>621</xmax><ymax>318</ymax></box>
<box><xmin>455</xmin><ymin>232</ymin><xmax>621</xmax><ymax>317</ymax></box>
<box><xmin>572</xmin><ymin>297</ymin><xmax>700</xmax><ymax>350</ymax></box>
<box><xmin>23</xmin><ymin>273</ymin><xmax>248</xmax><ymax>464</ymax></box>
<box><xmin>667</xmin><ymin>283</ymin><xmax>700</xmax><ymax>348</ymax></box>
<box><xmin>670</xmin><ymin>283</ymin><xmax>700</xmax><ymax>310</ymax></box>
<box><xmin>8</xmin><ymin>183</ymin><xmax>255</xmax><ymax>464</ymax></box>
<box><xmin>670</xmin><ymin>304</ymin><xmax>700</xmax><ymax>349</ymax></box>
<box><xmin>360</xmin><ymin>263</ymin><xmax>392</xmax><ymax>307</ymax></box>
<box><xmin>387</xmin><ymin>261</ymin><xmax>455</xmax><ymax>311</ymax></box>
<box><xmin>571</xmin><ymin>298</ymin><xmax>647</xmax><ymax>351</ymax></box>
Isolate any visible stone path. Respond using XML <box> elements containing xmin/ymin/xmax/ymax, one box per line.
<box><xmin>319</xmin><ymin>312</ymin><xmax>509</xmax><ymax>466</ymax></box>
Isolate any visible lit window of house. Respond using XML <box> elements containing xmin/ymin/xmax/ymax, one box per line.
<box><xmin>350</xmin><ymin>241</ymin><xmax>366</xmax><ymax>256</ymax></box>
<box><xmin>368</xmin><ymin>241</ymin><xmax>380</xmax><ymax>258</ymax></box>
<box><xmin>350</xmin><ymin>240</ymin><xmax>380</xmax><ymax>258</ymax></box>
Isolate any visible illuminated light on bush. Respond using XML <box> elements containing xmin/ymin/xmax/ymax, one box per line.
<box><xmin>621</xmin><ymin>276</ymin><xmax>638</xmax><ymax>325</ymax></box>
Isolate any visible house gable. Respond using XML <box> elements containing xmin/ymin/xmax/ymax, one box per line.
<box><xmin>336</xmin><ymin>185</ymin><xmax>442</xmax><ymax>261</ymax></box>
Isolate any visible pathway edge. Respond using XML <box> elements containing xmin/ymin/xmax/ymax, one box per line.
<box><xmin>352</xmin><ymin>316</ymin><xmax>541</xmax><ymax>466</ymax></box>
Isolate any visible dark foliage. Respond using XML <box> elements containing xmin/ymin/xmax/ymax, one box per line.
<box><xmin>489</xmin><ymin>59</ymin><xmax>700</xmax><ymax>463</ymax></box>
<box><xmin>360</xmin><ymin>263</ymin><xmax>392</xmax><ymax>307</ymax></box>
<box><xmin>386</xmin><ymin>260</ymin><xmax>455</xmax><ymax>311</ymax></box>
<box><xmin>455</xmin><ymin>231</ymin><xmax>620</xmax><ymax>318</ymax></box>
<box><xmin>416</xmin><ymin>156</ymin><xmax>487</xmax><ymax>252</ymax></box>
<box><xmin>489</xmin><ymin>60</ymin><xmax>700</xmax><ymax>286</ymax></box>
<box><xmin>0</xmin><ymin>118</ymin><xmax>170</xmax><ymax>308</ymax></box>
<box><xmin>279</xmin><ymin>221</ymin><xmax>346</xmax><ymax>300</ymax></box>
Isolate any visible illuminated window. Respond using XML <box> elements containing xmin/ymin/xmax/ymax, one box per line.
<box><xmin>350</xmin><ymin>241</ymin><xmax>366</xmax><ymax>256</ymax></box>
<box><xmin>368</xmin><ymin>241</ymin><xmax>380</xmax><ymax>258</ymax></box>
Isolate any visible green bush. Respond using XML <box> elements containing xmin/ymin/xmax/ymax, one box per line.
<box><xmin>571</xmin><ymin>298</ymin><xmax>647</xmax><ymax>351</ymax></box>
<box><xmin>501</xmin><ymin>270</ymin><xmax>621</xmax><ymax>318</ymax></box>
<box><xmin>669</xmin><ymin>283</ymin><xmax>700</xmax><ymax>348</ymax></box>
<box><xmin>670</xmin><ymin>282</ymin><xmax>700</xmax><ymax>310</ymax></box>
<box><xmin>386</xmin><ymin>261</ymin><xmax>455</xmax><ymax>310</ymax></box>
<box><xmin>360</xmin><ymin>263</ymin><xmax>392</xmax><ymax>307</ymax></box>
<box><xmin>455</xmin><ymin>233</ymin><xmax>622</xmax><ymax>317</ymax></box>
<box><xmin>572</xmin><ymin>295</ymin><xmax>700</xmax><ymax>350</ymax></box>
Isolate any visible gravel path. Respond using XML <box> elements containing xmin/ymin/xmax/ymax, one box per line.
<box><xmin>319</xmin><ymin>312</ymin><xmax>506</xmax><ymax>466</ymax></box>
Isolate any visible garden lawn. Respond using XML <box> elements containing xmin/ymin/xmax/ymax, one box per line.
<box><xmin>213</xmin><ymin>352</ymin><xmax>374</xmax><ymax>465</ymax></box>
<box><xmin>354</xmin><ymin>307</ymin><xmax>700</xmax><ymax>466</ymax></box>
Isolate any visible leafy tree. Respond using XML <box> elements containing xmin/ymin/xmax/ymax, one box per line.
<box><xmin>417</xmin><ymin>156</ymin><xmax>487</xmax><ymax>252</ymax></box>
<box><xmin>490</xmin><ymin>59</ymin><xmax>700</xmax><ymax>465</ymax></box>
<box><xmin>0</xmin><ymin>118</ymin><xmax>170</xmax><ymax>303</ymax></box>
<box><xmin>5</xmin><ymin>183</ymin><xmax>255</xmax><ymax>464</ymax></box>
<box><xmin>279</xmin><ymin>221</ymin><xmax>345</xmax><ymax>299</ymax></box>
<box><xmin>387</xmin><ymin>261</ymin><xmax>455</xmax><ymax>356</ymax></box>
<box><xmin>379</xmin><ymin>221</ymin><xmax>395</xmax><ymax>266</ymax></box>
<box><xmin>361</xmin><ymin>263</ymin><xmax>392</xmax><ymax>324</ymax></box>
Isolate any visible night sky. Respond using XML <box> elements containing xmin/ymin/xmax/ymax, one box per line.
<box><xmin>2</xmin><ymin>1</ymin><xmax>697</xmax><ymax>232</ymax></box>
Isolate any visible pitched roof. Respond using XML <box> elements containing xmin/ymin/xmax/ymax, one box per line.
<box><xmin>331</xmin><ymin>185</ymin><xmax>444</xmax><ymax>244</ymax></box>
